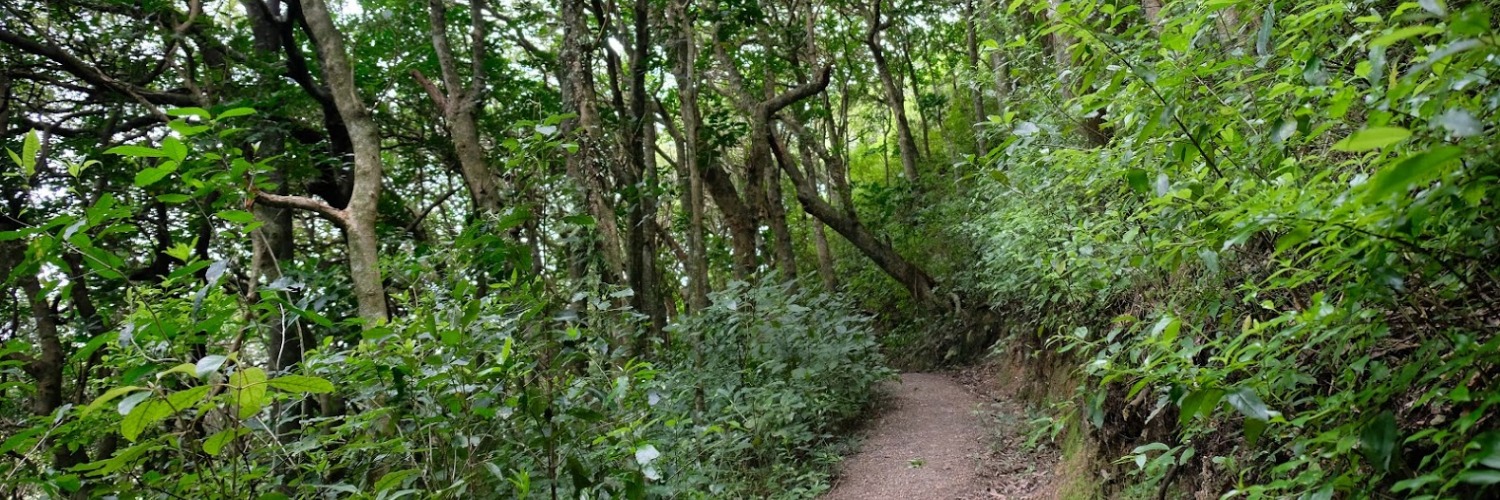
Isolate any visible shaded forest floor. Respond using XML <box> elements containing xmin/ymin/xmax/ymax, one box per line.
<box><xmin>824</xmin><ymin>368</ymin><xmax>1062</xmax><ymax>499</ymax></box>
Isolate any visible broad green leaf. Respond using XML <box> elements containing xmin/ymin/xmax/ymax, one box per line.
<box><xmin>194</xmin><ymin>355</ymin><xmax>227</xmax><ymax>377</ymax></box>
<box><xmin>0</xmin><ymin>427</ymin><xmax>43</xmax><ymax>455</ymax></box>
<box><xmin>1125</xmin><ymin>168</ymin><xmax>1150</xmax><ymax>193</ymax></box>
<box><xmin>156</xmin><ymin>194</ymin><xmax>193</xmax><ymax>204</ymax></box>
<box><xmin>1361</xmin><ymin>411</ymin><xmax>1398</xmax><ymax>472</ymax></box>
<box><xmin>1369</xmin><ymin>26</ymin><xmax>1439</xmax><ymax>48</ymax></box>
<box><xmin>166</xmin><ymin>107</ymin><xmax>211</xmax><ymax>120</ymax></box>
<box><xmin>202</xmin><ymin>427</ymin><xmax>250</xmax><ymax>456</ymax></box>
<box><xmin>117</xmin><ymin>391</ymin><xmax>152</xmax><ymax>416</ymax></box>
<box><xmin>1275</xmin><ymin>225</ymin><xmax>1312</xmax><ymax>253</ymax></box>
<box><xmin>1226</xmin><ymin>387</ymin><xmax>1270</xmax><ymax>421</ymax></box>
<box><xmin>166</xmin><ymin>385</ymin><xmax>210</xmax><ymax>410</ymax></box>
<box><xmin>105</xmin><ymin>145</ymin><xmax>166</xmax><ymax>158</ymax></box>
<box><xmin>1150</xmin><ymin>315</ymin><xmax>1180</xmax><ymax>344</ymax></box>
<box><xmin>1332</xmin><ymin>127</ymin><xmax>1411</xmax><ymax>152</ymax></box>
<box><xmin>1244</xmin><ymin>417</ymin><xmax>1267</xmax><ymax>446</ymax></box>
<box><xmin>230</xmin><ymin>367</ymin><xmax>268</xmax><ymax>419</ymax></box>
<box><xmin>85</xmin><ymin>386</ymin><xmax>144</xmax><ymax>416</ymax></box>
<box><xmin>266</xmin><ymin>375</ymin><xmax>335</xmax><ymax>394</ymax></box>
<box><xmin>161</xmin><ymin>137</ymin><xmax>187</xmax><ymax>162</ymax></box>
<box><xmin>1179</xmin><ymin>388</ymin><xmax>1224</xmax><ymax>424</ymax></box>
<box><xmin>121</xmin><ymin>399</ymin><xmax>173</xmax><ymax>442</ymax></box>
<box><xmin>1457</xmin><ymin>470</ymin><xmax>1500</xmax><ymax>485</ymax></box>
<box><xmin>157</xmin><ymin>362</ymin><xmax>197</xmax><ymax>379</ymax></box>
<box><xmin>1364</xmin><ymin>146</ymin><xmax>1463</xmax><ymax>201</ymax></box>
<box><xmin>167</xmin><ymin>120</ymin><xmax>211</xmax><ymax>137</ymax></box>
<box><xmin>375</xmin><ymin>468</ymin><xmax>421</xmax><ymax>492</ymax></box>
<box><xmin>215</xmin><ymin>107</ymin><xmax>256</xmax><ymax>120</ymax></box>
<box><xmin>1472</xmin><ymin>431</ymin><xmax>1500</xmax><ymax>469</ymax></box>
<box><xmin>216</xmin><ymin>210</ymin><xmax>257</xmax><ymax>225</ymax></box>
<box><xmin>134</xmin><ymin>162</ymin><xmax>178</xmax><ymax>187</ymax></box>
<box><xmin>21</xmin><ymin>130</ymin><xmax>39</xmax><ymax>177</ymax></box>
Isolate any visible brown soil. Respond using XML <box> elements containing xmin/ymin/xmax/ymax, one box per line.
<box><xmin>824</xmin><ymin>371</ymin><xmax>1060</xmax><ymax>500</ymax></box>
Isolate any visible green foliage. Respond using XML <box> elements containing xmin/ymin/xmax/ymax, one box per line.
<box><xmin>1</xmin><ymin>110</ymin><xmax>888</xmax><ymax>498</ymax></box>
<box><xmin>957</xmin><ymin>0</ymin><xmax>1500</xmax><ymax>497</ymax></box>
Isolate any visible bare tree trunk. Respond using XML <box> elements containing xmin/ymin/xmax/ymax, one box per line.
<box><xmin>669</xmin><ymin>4</ymin><xmax>710</xmax><ymax>309</ymax></box>
<box><xmin>965</xmin><ymin>1</ymin><xmax>987</xmax><ymax>154</ymax></box>
<box><xmin>621</xmin><ymin>0</ymin><xmax>666</xmax><ymax>333</ymax></box>
<box><xmin>558</xmin><ymin>0</ymin><xmax>626</xmax><ymax>282</ymax></box>
<box><xmin>295</xmin><ymin>0</ymin><xmax>388</xmax><ymax>326</ymax></box>
<box><xmin>659</xmin><ymin>19</ymin><xmax>709</xmax><ymax>309</ymax></box>
<box><xmin>416</xmin><ymin>0</ymin><xmax>503</xmax><ymax>216</ymax></box>
<box><xmin>866</xmin><ymin>0</ymin><xmax>920</xmax><ymax>183</ymax></box>
<box><xmin>772</xmin><ymin>132</ymin><xmax>937</xmax><ymax>307</ymax></box>
<box><xmin>898</xmin><ymin>28</ymin><xmax>932</xmax><ymax>158</ymax></box>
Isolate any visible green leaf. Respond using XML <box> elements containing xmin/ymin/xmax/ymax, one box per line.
<box><xmin>166</xmin><ymin>385</ymin><xmax>210</xmax><ymax>410</ymax></box>
<box><xmin>230</xmin><ymin>367</ymin><xmax>268</xmax><ymax>419</ymax></box>
<box><xmin>121</xmin><ymin>399</ymin><xmax>173</xmax><ymax>442</ymax></box>
<box><xmin>215</xmin><ymin>107</ymin><xmax>257</xmax><ymax>120</ymax></box>
<box><xmin>375</xmin><ymin>468</ymin><xmax>421</xmax><ymax>492</ymax></box>
<box><xmin>161</xmin><ymin>137</ymin><xmax>187</xmax><ymax>162</ymax></box>
<box><xmin>105</xmin><ymin>145</ymin><xmax>166</xmax><ymax>158</ymax></box>
<box><xmin>1457</xmin><ymin>470</ymin><xmax>1500</xmax><ymax>485</ymax></box>
<box><xmin>266</xmin><ymin>375</ymin><xmax>335</xmax><ymax>394</ymax></box>
<box><xmin>1472</xmin><ymin>431</ymin><xmax>1500</xmax><ymax>469</ymax></box>
<box><xmin>1150</xmin><ymin>315</ymin><xmax>1180</xmax><ymax>344</ymax></box>
<box><xmin>1179</xmin><ymin>388</ymin><xmax>1224</xmax><ymax>424</ymax></box>
<box><xmin>156</xmin><ymin>194</ymin><xmax>193</xmax><ymax>204</ymax></box>
<box><xmin>166</xmin><ymin>107</ymin><xmax>211</xmax><ymax>120</ymax></box>
<box><xmin>216</xmin><ymin>210</ymin><xmax>257</xmax><ymax>225</ymax></box>
<box><xmin>1244</xmin><ymin>417</ymin><xmax>1267</xmax><ymax>446</ymax></box>
<box><xmin>167</xmin><ymin>120</ymin><xmax>211</xmax><ymax>137</ymax></box>
<box><xmin>1226</xmin><ymin>387</ymin><xmax>1270</xmax><ymax>421</ymax></box>
<box><xmin>1332</xmin><ymin>127</ymin><xmax>1411</xmax><ymax>152</ymax></box>
<box><xmin>194</xmin><ymin>355</ymin><xmax>227</xmax><ymax>377</ymax></box>
<box><xmin>0</xmin><ymin>427</ymin><xmax>43</xmax><ymax>455</ymax></box>
<box><xmin>1125</xmin><ymin>168</ymin><xmax>1150</xmax><ymax>193</ymax></box>
<box><xmin>85</xmin><ymin>386</ymin><xmax>144</xmax><ymax>416</ymax></box>
<box><xmin>157</xmin><ymin>362</ymin><xmax>198</xmax><ymax>379</ymax></box>
<box><xmin>563</xmin><ymin>214</ymin><xmax>595</xmax><ymax>227</ymax></box>
<box><xmin>116</xmin><ymin>391</ymin><xmax>152</xmax><ymax>416</ymax></box>
<box><xmin>1361</xmin><ymin>411</ymin><xmax>1398</xmax><ymax>473</ymax></box>
<box><xmin>1369</xmin><ymin>26</ymin><xmax>1440</xmax><ymax>48</ymax></box>
<box><xmin>134</xmin><ymin>162</ymin><xmax>178</xmax><ymax>187</ymax></box>
<box><xmin>1364</xmin><ymin>146</ymin><xmax>1464</xmax><ymax>201</ymax></box>
<box><xmin>21</xmin><ymin>130</ymin><xmax>39</xmax><ymax>177</ymax></box>
<box><xmin>1275</xmin><ymin>225</ymin><xmax>1313</xmax><ymax>253</ymax></box>
<box><xmin>202</xmin><ymin>427</ymin><xmax>250</xmax><ymax>456</ymax></box>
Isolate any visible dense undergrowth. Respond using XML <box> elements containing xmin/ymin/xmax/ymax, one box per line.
<box><xmin>942</xmin><ymin>0</ymin><xmax>1500</xmax><ymax>498</ymax></box>
<box><xmin>0</xmin><ymin>123</ymin><xmax>889</xmax><ymax>497</ymax></box>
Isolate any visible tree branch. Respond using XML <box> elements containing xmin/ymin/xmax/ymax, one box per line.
<box><xmin>254</xmin><ymin>192</ymin><xmax>349</xmax><ymax>229</ymax></box>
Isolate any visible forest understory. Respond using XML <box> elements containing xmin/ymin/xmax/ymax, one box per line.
<box><xmin>3</xmin><ymin>0</ymin><xmax>1498</xmax><ymax>498</ymax></box>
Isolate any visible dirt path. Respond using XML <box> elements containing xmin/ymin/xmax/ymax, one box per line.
<box><xmin>824</xmin><ymin>373</ymin><xmax>987</xmax><ymax>499</ymax></box>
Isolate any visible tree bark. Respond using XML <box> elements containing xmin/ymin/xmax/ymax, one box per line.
<box><xmin>965</xmin><ymin>1</ymin><xmax>987</xmax><ymax>154</ymax></box>
<box><xmin>558</xmin><ymin>0</ymin><xmax>627</xmax><ymax>283</ymax></box>
<box><xmin>420</xmin><ymin>0</ymin><xmax>504</xmax><ymax>216</ymax></box>
<box><xmin>295</xmin><ymin>0</ymin><xmax>388</xmax><ymax>326</ymax></box>
<box><xmin>772</xmin><ymin>131</ymin><xmax>937</xmax><ymax>307</ymax></box>
<box><xmin>865</xmin><ymin>0</ymin><xmax>920</xmax><ymax>183</ymax></box>
<box><xmin>665</xmin><ymin>2</ymin><xmax>709</xmax><ymax>310</ymax></box>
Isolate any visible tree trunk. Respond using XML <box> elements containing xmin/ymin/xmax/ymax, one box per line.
<box><xmin>419</xmin><ymin>0</ymin><xmax>503</xmax><ymax>216</ymax></box>
<box><xmin>297</xmin><ymin>0</ymin><xmax>388</xmax><ymax>327</ymax></box>
<box><xmin>621</xmin><ymin>0</ymin><xmax>665</xmax><ymax>334</ymax></box>
<box><xmin>661</xmin><ymin>8</ymin><xmax>709</xmax><ymax>309</ymax></box>
<box><xmin>866</xmin><ymin>0</ymin><xmax>920</xmax><ymax>183</ymax></box>
<box><xmin>558</xmin><ymin>0</ymin><xmax>627</xmax><ymax>282</ymax></box>
<box><xmin>965</xmin><ymin>1</ymin><xmax>987</xmax><ymax>154</ymax></box>
<box><xmin>772</xmin><ymin>132</ymin><xmax>937</xmax><ymax>307</ymax></box>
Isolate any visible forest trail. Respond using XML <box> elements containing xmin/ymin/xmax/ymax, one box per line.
<box><xmin>824</xmin><ymin>373</ymin><xmax>988</xmax><ymax>499</ymax></box>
